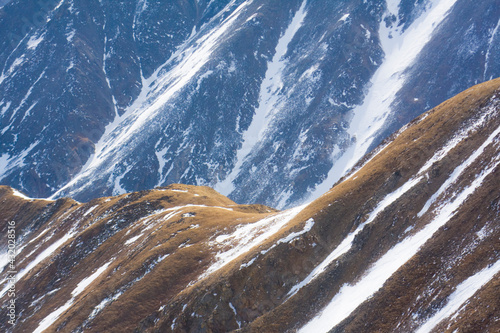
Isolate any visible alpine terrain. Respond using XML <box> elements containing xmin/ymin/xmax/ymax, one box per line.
<box><xmin>1</xmin><ymin>78</ymin><xmax>499</xmax><ymax>332</ymax></box>
<box><xmin>0</xmin><ymin>0</ymin><xmax>499</xmax><ymax>208</ymax></box>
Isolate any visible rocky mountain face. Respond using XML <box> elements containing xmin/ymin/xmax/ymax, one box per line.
<box><xmin>1</xmin><ymin>78</ymin><xmax>499</xmax><ymax>332</ymax></box>
<box><xmin>0</xmin><ymin>0</ymin><xmax>499</xmax><ymax>208</ymax></box>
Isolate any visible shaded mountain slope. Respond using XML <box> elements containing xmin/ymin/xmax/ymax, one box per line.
<box><xmin>1</xmin><ymin>0</ymin><xmax>499</xmax><ymax>209</ymax></box>
<box><xmin>1</xmin><ymin>78</ymin><xmax>500</xmax><ymax>332</ymax></box>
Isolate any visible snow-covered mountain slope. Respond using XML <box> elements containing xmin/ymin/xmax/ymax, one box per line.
<box><xmin>1</xmin><ymin>78</ymin><xmax>499</xmax><ymax>332</ymax></box>
<box><xmin>0</xmin><ymin>0</ymin><xmax>499</xmax><ymax>208</ymax></box>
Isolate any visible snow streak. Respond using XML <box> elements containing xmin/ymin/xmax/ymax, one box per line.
<box><xmin>33</xmin><ymin>260</ymin><xmax>112</xmax><ymax>333</ymax></box>
<box><xmin>309</xmin><ymin>0</ymin><xmax>459</xmax><ymax>201</ymax></box>
<box><xmin>215</xmin><ymin>0</ymin><xmax>309</xmax><ymax>195</ymax></box>
<box><xmin>415</xmin><ymin>259</ymin><xmax>500</xmax><ymax>333</ymax></box>
<box><xmin>51</xmin><ymin>0</ymin><xmax>253</xmax><ymax>199</ymax></box>
<box><xmin>199</xmin><ymin>204</ymin><xmax>306</xmax><ymax>280</ymax></box>
<box><xmin>299</xmin><ymin>149</ymin><xmax>499</xmax><ymax>333</ymax></box>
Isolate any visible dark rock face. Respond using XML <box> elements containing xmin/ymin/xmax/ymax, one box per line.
<box><xmin>1</xmin><ymin>0</ymin><xmax>500</xmax><ymax>208</ymax></box>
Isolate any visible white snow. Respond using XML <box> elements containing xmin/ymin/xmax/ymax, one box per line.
<box><xmin>66</xmin><ymin>60</ymin><xmax>75</xmax><ymax>72</ymax></box>
<box><xmin>199</xmin><ymin>204</ymin><xmax>307</xmax><ymax>280</ymax></box>
<box><xmin>11</xmin><ymin>188</ymin><xmax>32</xmax><ymax>200</ymax></box>
<box><xmin>240</xmin><ymin>257</ymin><xmax>257</xmax><ymax>269</ymax></box>
<box><xmin>475</xmin><ymin>224</ymin><xmax>492</xmax><ymax>241</ymax></box>
<box><xmin>86</xmin><ymin>291</ymin><xmax>123</xmax><ymax>322</ymax></box>
<box><xmin>310</xmin><ymin>0</ymin><xmax>459</xmax><ymax>201</ymax></box>
<box><xmin>276</xmin><ymin>218</ymin><xmax>314</xmax><ymax>244</ymax></box>
<box><xmin>33</xmin><ymin>299</ymin><xmax>74</xmax><ymax>333</ymax></box>
<box><xmin>20</xmin><ymin>100</ymin><xmax>38</xmax><ymax>122</ymax></box>
<box><xmin>385</xmin><ymin>0</ymin><xmax>400</xmax><ymax>14</ymax></box>
<box><xmin>0</xmin><ymin>140</ymin><xmax>40</xmax><ymax>178</ymax></box>
<box><xmin>33</xmin><ymin>260</ymin><xmax>112</xmax><ymax>333</ymax></box>
<box><xmin>71</xmin><ymin>261</ymin><xmax>112</xmax><ymax>297</ymax></box>
<box><xmin>6</xmin><ymin>68</ymin><xmax>46</xmax><ymax>126</ymax></box>
<box><xmin>83</xmin><ymin>205</ymin><xmax>98</xmax><ymax>216</ymax></box>
<box><xmin>155</xmin><ymin>143</ymin><xmax>169</xmax><ymax>185</ymax></box>
<box><xmin>112</xmin><ymin>165</ymin><xmax>132</xmax><ymax>195</ymax></box>
<box><xmin>0</xmin><ymin>101</ymin><xmax>12</xmax><ymax>116</ymax></box>
<box><xmin>171</xmin><ymin>318</ymin><xmax>177</xmax><ymax>330</ymax></box>
<box><xmin>299</xmin><ymin>154</ymin><xmax>499</xmax><ymax>333</ymax></box>
<box><xmin>338</xmin><ymin>13</ymin><xmax>350</xmax><ymax>23</ymax></box>
<box><xmin>0</xmin><ymin>55</ymin><xmax>26</xmax><ymax>87</ymax></box>
<box><xmin>229</xmin><ymin>302</ymin><xmax>241</xmax><ymax>328</ymax></box>
<box><xmin>66</xmin><ymin>29</ymin><xmax>76</xmax><ymax>43</ymax></box>
<box><xmin>418</xmin><ymin>123</ymin><xmax>500</xmax><ymax>217</ymax></box>
<box><xmin>0</xmin><ymin>251</ymin><xmax>10</xmax><ymax>274</ymax></box>
<box><xmin>415</xmin><ymin>259</ymin><xmax>500</xmax><ymax>333</ymax></box>
<box><xmin>417</xmin><ymin>103</ymin><xmax>498</xmax><ymax>177</ymax></box>
<box><xmin>27</xmin><ymin>33</ymin><xmax>45</xmax><ymax>50</ymax></box>
<box><xmin>27</xmin><ymin>228</ymin><xmax>50</xmax><ymax>244</ymax></box>
<box><xmin>483</xmin><ymin>18</ymin><xmax>500</xmax><ymax>80</ymax></box>
<box><xmin>51</xmin><ymin>0</ymin><xmax>254</xmax><ymax>200</ymax></box>
<box><xmin>360</xmin><ymin>24</ymin><xmax>371</xmax><ymax>39</ymax></box>
<box><xmin>288</xmin><ymin>176</ymin><xmax>422</xmax><ymax>297</ymax></box>
<box><xmin>241</xmin><ymin>218</ymin><xmax>315</xmax><ymax>269</ymax></box>
<box><xmin>0</xmin><ymin>231</ymin><xmax>76</xmax><ymax>298</ymax></box>
<box><xmin>124</xmin><ymin>234</ymin><xmax>143</xmax><ymax>245</ymax></box>
<box><xmin>44</xmin><ymin>0</ymin><xmax>65</xmax><ymax>24</ymax></box>
<box><xmin>19</xmin><ymin>232</ymin><xmax>75</xmax><ymax>278</ymax></box>
<box><xmin>215</xmin><ymin>0</ymin><xmax>308</xmax><ymax>195</ymax></box>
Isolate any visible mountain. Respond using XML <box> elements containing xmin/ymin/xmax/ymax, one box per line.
<box><xmin>1</xmin><ymin>78</ymin><xmax>499</xmax><ymax>332</ymax></box>
<box><xmin>1</xmin><ymin>0</ymin><xmax>499</xmax><ymax>208</ymax></box>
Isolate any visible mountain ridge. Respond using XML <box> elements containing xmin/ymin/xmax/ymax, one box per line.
<box><xmin>1</xmin><ymin>77</ymin><xmax>499</xmax><ymax>332</ymax></box>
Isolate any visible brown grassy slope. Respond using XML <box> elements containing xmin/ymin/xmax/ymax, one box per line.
<box><xmin>183</xmin><ymin>78</ymin><xmax>500</xmax><ymax>333</ymax></box>
<box><xmin>1</xmin><ymin>78</ymin><xmax>499</xmax><ymax>333</ymax></box>
<box><xmin>0</xmin><ymin>184</ymin><xmax>277</xmax><ymax>333</ymax></box>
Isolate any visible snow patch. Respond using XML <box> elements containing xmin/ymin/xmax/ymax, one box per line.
<box><xmin>33</xmin><ymin>260</ymin><xmax>112</xmax><ymax>333</ymax></box>
<box><xmin>27</xmin><ymin>33</ymin><xmax>45</xmax><ymax>50</ymax></box>
<box><xmin>124</xmin><ymin>234</ymin><xmax>143</xmax><ymax>245</ymax></box>
<box><xmin>71</xmin><ymin>261</ymin><xmax>112</xmax><ymax>297</ymax></box>
<box><xmin>288</xmin><ymin>176</ymin><xmax>422</xmax><ymax>297</ymax></box>
<box><xmin>200</xmin><ymin>204</ymin><xmax>307</xmax><ymax>280</ymax></box>
<box><xmin>0</xmin><ymin>230</ymin><xmax>76</xmax><ymax>298</ymax></box>
<box><xmin>83</xmin><ymin>205</ymin><xmax>98</xmax><ymax>216</ymax></box>
<box><xmin>66</xmin><ymin>29</ymin><xmax>76</xmax><ymax>43</ymax></box>
<box><xmin>418</xmin><ymin>122</ymin><xmax>500</xmax><ymax>217</ymax></box>
<box><xmin>338</xmin><ymin>13</ymin><xmax>350</xmax><ymax>23</ymax></box>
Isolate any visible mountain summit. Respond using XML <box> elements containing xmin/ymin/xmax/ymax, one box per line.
<box><xmin>1</xmin><ymin>78</ymin><xmax>499</xmax><ymax>332</ymax></box>
<box><xmin>1</xmin><ymin>0</ymin><xmax>500</xmax><ymax>208</ymax></box>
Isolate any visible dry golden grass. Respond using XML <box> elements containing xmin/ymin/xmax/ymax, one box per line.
<box><xmin>2</xmin><ymin>78</ymin><xmax>499</xmax><ymax>333</ymax></box>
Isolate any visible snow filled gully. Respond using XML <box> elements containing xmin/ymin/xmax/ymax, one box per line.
<box><xmin>298</xmin><ymin>155</ymin><xmax>500</xmax><ymax>332</ymax></box>
<box><xmin>215</xmin><ymin>0</ymin><xmax>309</xmax><ymax>196</ymax></box>
<box><xmin>309</xmin><ymin>0</ymin><xmax>460</xmax><ymax>201</ymax></box>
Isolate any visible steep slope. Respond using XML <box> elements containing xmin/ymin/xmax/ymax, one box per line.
<box><xmin>1</xmin><ymin>78</ymin><xmax>499</xmax><ymax>332</ymax></box>
<box><xmin>0</xmin><ymin>184</ymin><xmax>280</xmax><ymax>332</ymax></box>
<box><xmin>1</xmin><ymin>0</ymin><xmax>499</xmax><ymax>209</ymax></box>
